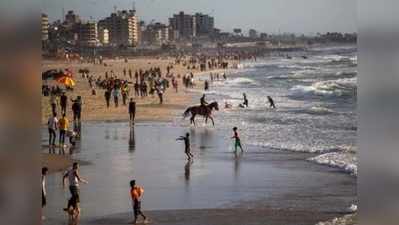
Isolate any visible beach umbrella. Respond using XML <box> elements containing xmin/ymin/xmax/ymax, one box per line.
<box><xmin>56</xmin><ymin>76</ymin><xmax>76</xmax><ymax>87</ymax></box>
<box><xmin>42</xmin><ymin>69</ymin><xmax>60</xmax><ymax>80</ymax></box>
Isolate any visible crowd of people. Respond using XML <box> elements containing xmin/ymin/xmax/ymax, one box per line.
<box><xmin>42</xmin><ymin>53</ymin><xmax>279</xmax><ymax>224</ymax></box>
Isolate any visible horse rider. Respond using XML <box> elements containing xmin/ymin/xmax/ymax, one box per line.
<box><xmin>200</xmin><ymin>94</ymin><xmax>208</xmax><ymax>107</ymax></box>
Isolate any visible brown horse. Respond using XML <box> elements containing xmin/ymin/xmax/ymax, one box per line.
<box><xmin>183</xmin><ymin>101</ymin><xmax>219</xmax><ymax>126</ymax></box>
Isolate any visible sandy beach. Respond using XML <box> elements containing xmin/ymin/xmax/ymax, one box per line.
<box><xmin>42</xmin><ymin>58</ymin><xmax>231</xmax><ymax>125</ymax></box>
<box><xmin>41</xmin><ymin>57</ymin><xmax>232</xmax><ymax>178</ymax></box>
<box><xmin>41</xmin><ymin>50</ymin><xmax>356</xmax><ymax>225</ymax></box>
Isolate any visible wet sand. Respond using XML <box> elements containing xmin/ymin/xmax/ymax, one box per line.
<box><xmin>84</xmin><ymin>208</ymin><xmax>347</xmax><ymax>225</ymax></box>
<box><xmin>41</xmin><ymin>153</ymin><xmax>73</xmax><ymax>173</ymax></box>
<box><xmin>42</xmin><ymin>122</ymin><xmax>356</xmax><ymax>225</ymax></box>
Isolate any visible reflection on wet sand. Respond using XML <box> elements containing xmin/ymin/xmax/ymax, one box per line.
<box><xmin>129</xmin><ymin>126</ymin><xmax>136</xmax><ymax>152</ymax></box>
<box><xmin>234</xmin><ymin>151</ymin><xmax>243</xmax><ymax>179</ymax></box>
<box><xmin>184</xmin><ymin>160</ymin><xmax>193</xmax><ymax>181</ymax></box>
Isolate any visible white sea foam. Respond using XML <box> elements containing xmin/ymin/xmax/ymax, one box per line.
<box><xmin>219</xmin><ymin>77</ymin><xmax>258</xmax><ymax>86</ymax></box>
<box><xmin>290</xmin><ymin>77</ymin><xmax>357</xmax><ymax>97</ymax></box>
<box><xmin>308</xmin><ymin>151</ymin><xmax>357</xmax><ymax>176</ymax></box>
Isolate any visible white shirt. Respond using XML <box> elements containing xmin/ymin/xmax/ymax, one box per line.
<box><xmin>67</xmin><ymin>169</ymin><xmax>79</xmax><ymax>187</ymax></box>
<box><xmin>48</xmin><ymin>116</ymin><xmax>58</xmax><ymax>130</ymax></box>
<box><xmin>42</xmin><ymin>175</ymin><xmax>46</xmax><ymax>195</ymax></box>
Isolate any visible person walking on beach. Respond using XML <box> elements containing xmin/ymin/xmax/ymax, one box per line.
<box><xmin>63</xmin><ymin>162</ymin><xmax>88</xmax><ymax>219</ymax></box>
<box><xmin>50</xmin><ymin>93</ymin><xmax>57</xmax><ymax>115</ymax></box>
<box><xmin>204</xmin><ymin>80</ymin><xmax>209</xmax><ymax>91</ymax></box>
<box><xmin>267</xmin><ymin>96</ymin><xmax>276</xmax><ymax>109</ymax></box>
<box><xmin>134</xmin><ymin>81</ymin><xmax>140</xmax><ymax>96</ymax></box>
<box><xmin>58</xmin><ymin>114</ymin><xmax>69</xmax><ymax>150</ymax></box>
<box><xmin>129</xmin><ymin>98</ymin><xmax>136</xmax><ymax>125</ymax></box>
<box><xmin>48</xmin><ymin>112</ymin><xmax>58</xmax><ymax>150</ymax></box>
<box><xmin>232</xmin><ymin>127</ymin><xmax>244</xmax><ymax>153</ymax></box>
<box><xmin>71</xmin><ymin>97</ymin><xmax>82</xmax><ymax>123</ymax></box>
<box><xmin>130</xmin><ymin>180</ymin><xmax>148</xmax><ymax>224</ymax></box>
<box><xmin>60</xmin><ymin>92</ymin><xmax>68</xmax><ymax>114</ymax></box>
<box><xmin>104</xmin><ymin>89</ymin><xmax>111</xmax><ymax>108</ymax></box>
<box><xmin>113</xmin><ymin>87</ymin><xmax>120</xmax><ymax>107</ymax></box>
<box><xmin>177</xmin><ymin>133</ymin><xmax>194</xmax><ymax>161</ymax></box>
<box><xmin>42</xmin><ymin>167</ymin><xmax>48</xmax><ymax>220</ymax></box>
<box><xmin>156</xmin><ymin>87</ymin><xmax>163</xmax><ymax>104</ymax></box>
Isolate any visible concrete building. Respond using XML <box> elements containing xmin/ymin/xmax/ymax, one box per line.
<box><xmin>169</xmin><ymin>11</ymin><xmax>196</xmax><ymax>40</ymax></box>
<box><xmin>143</xmin><ymin>22</ymin><xmax>170</xmax><ymax>45</ymax></box>
<box><xmin>64</xmin><ymin>10</ymin><xmax>81</xmax><ymax>27</ymax></box>
<box><xmin>260</xmin><ymin>33</ymin><xmax>268</xmax><ymax>40</ymax></box>
<box><xmin>78</xmin><ymin>22</ymin><xmax>98</xmax><ymax>47</ymax></box>
<box><xmin>98</xmin><ymin>28</ymin><xmax>109</xmax><ymax>45</ymax></box>
<box><xmin>98</xmin><ymin>9</ymin><xmax>139</xmax><ymax>47</ymax></box>
<box><xmin>41</xmin><ymin>13</ymin><xmax>49</xmax><ymax>41</ymax></box>
<box><xmin>194</xmin><ymin>13</ymin><xmax>214</xmax><ymax>36</ymax></box>
<box><xmin>249</xmin><ymin>29</ymin><xmax>258</xmax><ymax>38</ymax></box>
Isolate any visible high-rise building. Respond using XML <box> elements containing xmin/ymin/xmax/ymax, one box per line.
<box><xmin>194</xmin><ymin>13</ymin><xmax>214</xmax><ymax>36</ymax></box>
<box><xmin>98</xmin><ymin>28</ymin><xmax>110</xmax><ymax>45</ymax></box>
<box><xmin>249</xmin><ymin>29</ymin><xmax>258</xmax><ymax>38</ymax></box>
<box><xmin>78</xmin><ymin>22</ymin><xmax>98</xmax><ymax>47</ymax></box>
<box><xmin>64</xmin><ymin>10</ymin><xmax>81</xmax><ymax>27</ymax></box>
<box><xmin>143</xmin><ymin>22</ymin><xmax>170</xmax><ymax>45</ymax></box>
<box><xmin>98</xmin><ymin>9</ymin><xmax>139</xmax><ymax>47</ymax></box>
<box><xmin>41</xmin><ymin>13</ymin><xmax>49</xmax><ymax>41</ymax></box>
<box><xmin>169</xmin><ymin>11</ymin><xmax>196</xmax><ymax>40</ymax></box>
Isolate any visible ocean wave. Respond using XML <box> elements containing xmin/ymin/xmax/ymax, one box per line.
<box><xmin>290</xmin><ymin>77</ymin><xmax>357</xmax><ymax>97</ymax></box>
<box><xmin>308</xmin><ymin>151</ymin><xmax>357</xmax><ymax>176</ymax></box>
<box><xmin>304</xmin><ymin>106</ymin><xmax>335</xmax><ymax>115</ymax></box>
<box><xmin>221</xmin><ymin>77</ymin><xmax>258</xmax><ymax>86</ymax></box>
<box><xmin>335</xmin><ymin>71</ymin><xmax>357</xmax><ymax>77</ymax></box>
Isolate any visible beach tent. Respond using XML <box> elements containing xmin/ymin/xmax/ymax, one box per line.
<box><xmin>56</xmin><ymin>76</ymin><xmax>76</xmax><ymax>87</ymax></box>
<box><xmin>42</xmin><ymin>70</ymin><xmax>60</xmax><ymax>80</ymax></box>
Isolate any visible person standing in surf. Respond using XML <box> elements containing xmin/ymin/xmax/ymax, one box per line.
<box><xmin>232</xmin><ymin>127</ymin><xmax>244</xmax><ymax>153</ymax></box>
<box><xmin>242</xmin><ymin>93</ymin><xmax>249</xmax><ymax>108</ymax></box>
<box><xmin>177</xmin><ymin>133</ymin><xmax>194</xmax><ymax>161</ymax></box>
<box><xmin>267</xmin><ymin>96</ymin><xmax>276</xmax><ymax>109</ymax></box>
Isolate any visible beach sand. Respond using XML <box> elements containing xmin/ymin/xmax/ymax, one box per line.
<box><xmin>42</xmin><ymin>58</ymin><xmax>230</xmax><ymax>124</ymax></box>
<box><xmin>41</xmin><ymin>153</ymin><xmax>73</xmax><ymax>173</ymax></box>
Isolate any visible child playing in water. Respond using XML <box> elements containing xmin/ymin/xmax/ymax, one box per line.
<box><xmin>232</xmin><ymin>127</ymin><xmax>244</xmax><ymax>153</ymax></box>
<box><xmin>177</xmin><ymin>133</ymin><xmax>194</xmax><ymax>161</ymax></box>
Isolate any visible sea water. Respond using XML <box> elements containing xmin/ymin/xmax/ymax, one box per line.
<box><xmin>192</xmin><ymin>45</ymin><xmax>357</xmax><ymax>175</ymax></box>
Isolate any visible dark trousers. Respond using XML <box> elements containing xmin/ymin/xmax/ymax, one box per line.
<box><xmin>48</xmin><ymin>128</ymin><xmax>56</xmax><ymax>146</ymax></box>
<box><xmin>59</xmin><ymin>130</ymin><xmax>66</xmax><ymax>145</ymax></box>
<box><xmin>129</xmin><ymin>112</ymin><xmax>135</xmax><ymax>123</ymax></box>
<box><xmin>61</xmin><ymin>104</ymin><xmax>67</xmax><ymax>114</ymax></box>
<box><xmin>51</xmin><ymin>103</ymin><xmax>57</xmax><ymax>114</ymax></box>
<box><xmin>114</xmin><ymin>97</ymin><xmax>119</xmax><ymax>107</ymax></box>
<box><xmin>73</xmin><ymin>111</ymin><xmax>81</xmax><ymax>121</ymax></box>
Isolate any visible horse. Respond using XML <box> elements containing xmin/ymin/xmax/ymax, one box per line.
<box><xmin>183</xmin><ymin>101</ymin><xmax>219</xmax><ymax>126</ymax></box>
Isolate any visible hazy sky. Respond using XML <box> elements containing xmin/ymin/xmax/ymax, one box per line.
<box><xmin>42</xmin><ymin>0</ymin><xmax>356</xmax><ymax>34</ymax></box>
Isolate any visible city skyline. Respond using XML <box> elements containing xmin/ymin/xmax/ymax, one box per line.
<box><xmin>42</xmin><ymin>0</ymin><xmax>356</xmax><ymax>35</ymax></box>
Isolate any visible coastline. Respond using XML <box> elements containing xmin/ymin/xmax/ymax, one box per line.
<box><xmin>41</xmin><ymin>58</ymin><xmax>230</xmax><ymax>173</ymax></box>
